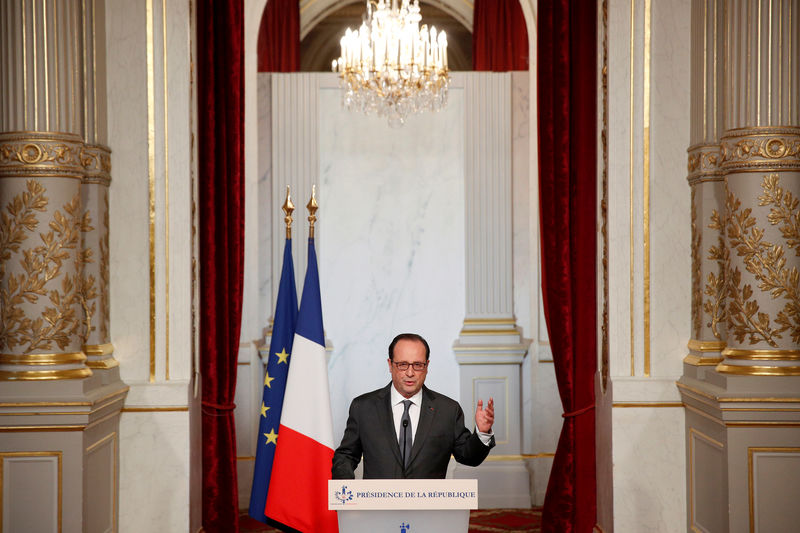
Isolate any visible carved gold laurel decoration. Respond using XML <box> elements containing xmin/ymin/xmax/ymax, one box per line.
<box><xmin>704</xmin><ymin>208</ymin><xmax>726</xmax><ymax>340</ymax></box>
<box><xmin>0</xmin><ymin>181</ymin><xmax>84</xmax><ymax>352</ymax></box>
<box><xmin>100</xmin><ymin>190</ymin><xmax>110</xmax><ymax>341</ymax></box>
<box><xmin>691</xmin><ymin>186</ymin><xmax>703</xmax><ymax>338</ymax></box>
<box><xmin>725</xmin><ymin>174</ymin><xmax>800</xmax><ymax>346</ymax></box>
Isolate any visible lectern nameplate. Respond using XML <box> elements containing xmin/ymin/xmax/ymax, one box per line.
<box><xmin>328</xmin><ymin>479</ymin><xmax>477</xmax><ymax>533</ymax></box>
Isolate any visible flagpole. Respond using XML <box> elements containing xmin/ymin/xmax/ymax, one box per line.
<box><xmin>307</xmin><ymin>184</ymin><xmax>318</xmax><ymax>238</ymax></box>
<box><xmin>283</xmin><ymin>185</ymin><xmax>295</xmax><ymax>239</ymax></box>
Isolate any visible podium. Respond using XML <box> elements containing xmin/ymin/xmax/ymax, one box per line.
<box><xmin>328</xmin><ymin>479</ymin><xmax>478</xmax><ymax>533</ymax></box>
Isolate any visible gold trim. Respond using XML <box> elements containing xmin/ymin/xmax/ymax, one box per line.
<box><xmin>684</xmin><ymin>354</ymin><xmax>724</xmax><ymax>366</ymax></box>
<box><xmin>85</xmin><ymin>358</ymin><xmax>120</xmax><ymax>369</ymax></box>
<box><xmin>237</xmin><ymin>456</ymin><xmax>255</xmax><ymax>461</ymax></box>
<box><xmin>83</xmin><ymin>343</ymin><xmax>114</xmax><ymax>356</ymax></box>
<box><xmin>121</xmin><ymin>406</ymin><xmax>188</xmax><ymax>412</ymax></box>
<box><xmin>721</xmin><ymin>347</ymin><xmax>800</xmax><ymax>360</ymax></box>
<box><xmin>0</xmin><ymin>368</ymin><xmax>92</xmax><ymax>381</ymax></box>
<box><xmin>684</xmin><ymin>403</ymin><xmax>725</xmax><ymax>427</ymax></box>
<box><xmin>629</xmin><ymin>0</ymin><xmax>635</xmax><ymax>377</ymax></box>
<box><xmin>643</xmin><ymin>0</ymin><xmax>651</xmax><ymax>378</ymax></box>
<box><xmin>462</xmin><ymin>318</ymin><xmax>517</xmax><ymax>325</ymax></box>
<box><xmin>163</xmin><ymin>0</ymin><xmax>170</xmax><ymax>381</ymax></box>
<box><xmin>0</xmin><ymin>351</ymin><xmax>87</xmax><ymax>365</ymax></box>
<box><xmin>23</xmin><ymin>0</ymin><xmax>28</xmax><ymax>128</ymax></box>
<box><xmin>613</xmin><ymin>402</ymin><xmax>683</xmax><ymax>408</ymax></box>
<box><xmin>722</xmin><ymin>407</ymin><xmax>800</xmax><ymax>412</ymax></box>
<box><xmin>0</xmin><ymin>451</ymin><xmax>62</xmax><ymax>532</ymax></box>
<box><xmin>0</xmin><ymin>425</ymin><xmax>84</xmax><ymax>432</ymax></box>
<box><xmin>43</xmin><ymin>0</ymin><xmax>49</xmax><ymax>131</ymax></box>
<box><xmin>687</xmin><ymin>339</ymin><xmax>726</xmax><ymax>352</ymax></box>
<box><xmin>81</xmin><ymin>0</ymin><xmax>87</xmax><ymax>139</ymax></box>
<box><xmin>485</xmin><ymin>453</ymin><xmax>555</xmax><ymax>461</ymax></box>
<box><xmin>459</xmin><ymin>329</ymin><xmax>520</xmax><ymax>336</ymax></box>
<box><xmin>677</xmin><ymin>381</ymin><xmax>800</xmax><ymax>403</ymax></box>
<box><xmin>716</xmin><ymin>363</ymin><xmax>800</xmax><ymax>376</ymax></box>
<box><xmin>92</xmin><ymin>0</ymin><xmax>98</xmax><ymax>142</ymax></box>
<box><xmin>33</xmin><ymin>0</ymin><xmax>38</xmax><ymax>128</ymax></box>
<box><xmin>86</xmin><ymin>430</ymin><xmax>116</xmax><ymax>453</ymax></box>
<box><xmin>728</xmin><ymin>421</ymin><xmax>800</xmax><ymax>427</ymax></box>
<box><xmin>147</xmin><ymin>0</ymin><xmax>156</xmax><ymax>383</ymax></box>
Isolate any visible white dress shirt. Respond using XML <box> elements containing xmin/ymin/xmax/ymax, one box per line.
<box><xmin>390</xmin><ymin>386</ymin><xmax>422</xmax><ymax>445</ymax></box>
<box><xmin>389</xmin><ymin>385</ymin><xmax>494</xmax><ymax>446</ymax></box>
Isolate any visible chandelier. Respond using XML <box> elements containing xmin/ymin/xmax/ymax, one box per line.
<box><xmin>332</xmin><ymin>0</ymin><xmax>450</xmax><ymax>126</ymax></box>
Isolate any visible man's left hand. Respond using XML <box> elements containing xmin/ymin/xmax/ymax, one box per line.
<box><xmin>475</xmin><ymin>397</ymin><xmax>494</xmax><ymax>433</ymax></box>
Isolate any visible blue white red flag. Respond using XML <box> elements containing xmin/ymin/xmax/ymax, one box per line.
<box><xmin>265</xmin><ymin>236</ymin><xmax>338</xmax><ymax>532</ymax></box>
<box><xmin>248</xmin><ymin>238</ymin><xmax>298</xmax><ymax>524</ymax></box>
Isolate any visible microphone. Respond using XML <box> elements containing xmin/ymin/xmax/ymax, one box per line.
<box><xmin>402</xmin><ymin>420</ymin><xmax>408</xmax><ymax>428</ymax></box>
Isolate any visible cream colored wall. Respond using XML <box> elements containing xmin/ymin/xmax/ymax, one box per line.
<box><xmin>105</xmin><ymin>0</ymin><xmax>195</xmax><ymax>530</ymax></box>
<box><xmin>606</xmin><ymin>0</ymin><xmax>691</xmax><ymax>530</ymax></box>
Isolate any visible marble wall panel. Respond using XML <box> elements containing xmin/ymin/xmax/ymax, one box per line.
<box><xmin>649</xmin><ymin>0</ymin><xmax>691</xmax><ymax>378</ymax></box>
<box><xmin>612</xmin><ymin>407</ymin><xmax>686</xmax><ymax>532</ymax></box>
<box><xmin>106</xmin><ymin>0</ymin><xmax>150</xmax><ymax>381</ymax></box>
<box><xmin>318</xmin><ymin>86</ymin><xmax>466</xmax><ymax>440</ymax></box>
<box><xmin>118</xmin><ymin>411</ymin><xmax>190</xmax><ymax>531</ymax></box>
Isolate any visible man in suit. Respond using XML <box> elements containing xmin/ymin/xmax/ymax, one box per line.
<box><xmin>332</xmin><ymin>333</ymin><xmax>495</xmax><ymax>479</ymax></box>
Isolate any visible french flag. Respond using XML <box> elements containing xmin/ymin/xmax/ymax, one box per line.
<box><xmin>265</xmin><ymin>236</ymin><xmax>338</xmax><ymax>533</ymax></box>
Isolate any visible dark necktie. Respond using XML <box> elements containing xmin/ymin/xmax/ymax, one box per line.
<box><xmin>400</xmin><ymin>400</ymin><xmax>413</xmax><ymax>468</ymax></box>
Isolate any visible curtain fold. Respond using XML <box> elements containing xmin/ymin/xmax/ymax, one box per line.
<box><xmin>257</xmin><ymin>0</ymin><xmax>301</xmax><ymax>72</ymax></box>
<box><xmin>197</xmin><ymin>1</ymin><xmax>245</xmax><ymax>532</ymax></box>
<box><xmin>473</xmin><ymin>0</ymin><xmax>529</xmax><ymax>71</ymax></box>
<box><xmin>537</xmin><ymin>0</ymin><xmax>597</xmax><ymax>531</ymax></box>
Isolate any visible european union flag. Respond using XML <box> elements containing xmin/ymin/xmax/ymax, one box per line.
<box><xmin>248</xmin><ymin>237</ymin><xmax>298</xmax><ymax>524</ymax></box>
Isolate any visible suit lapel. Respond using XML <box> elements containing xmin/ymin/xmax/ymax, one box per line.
<box><xmin>377</xmin><ymin>383</ymin><xmax>404</xmax><ymax>465</ymax></box>
<box><xmin>409</xmin><ymin>386</ymin><xmax>436</xmax><ymax>466</ymax></box>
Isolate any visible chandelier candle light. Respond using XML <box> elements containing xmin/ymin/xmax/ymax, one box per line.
<box><xmin>332</xmin><ymin>0</ymin><xmax>450</xmax><ymax>126</ymax></box>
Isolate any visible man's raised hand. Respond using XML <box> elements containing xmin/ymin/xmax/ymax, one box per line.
<box><xmin>475</xmin><ymin>397</ymin><xmax>494</xmax><ymax>433</ymax></box>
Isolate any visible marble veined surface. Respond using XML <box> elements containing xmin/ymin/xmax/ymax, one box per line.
<box><xmin>318</xmin><ymin>87</ymin><xmax>467</xmax><ymax>441</ymax></box>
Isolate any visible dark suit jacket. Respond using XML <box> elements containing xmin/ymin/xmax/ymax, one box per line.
<box><xmin>331</xmin><ymin>384</ymin><xmax>495</xmax><ymax>479</ymax></box>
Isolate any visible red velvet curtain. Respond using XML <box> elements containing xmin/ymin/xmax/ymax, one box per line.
<box><xmin>472</xmin><ymin>0</ymin><xmax>529</xmax><ymax>71</ymax></box>
<box><xmin>537</xmin><ymin>0</ymin><xmax>597</xmax><ymax>531</ymax></box>
<box><xmin>197</xmin><ymin>1</ymin><xmax>244</xmax><ymax>532</ymax></box>
<box><xmin>257</xmin><ymin>0</ymin><xmax>300</xmax><ymax>72</ymax></box>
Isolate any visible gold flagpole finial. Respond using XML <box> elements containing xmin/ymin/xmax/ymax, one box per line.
<box><xmin>307</xmin><ymin>185</ymin><xmax>318</xmax><ymax>238</ymax></box>
<box><xmin>282</xmin><ymin>186</ymin><xmax>295</xmax><ymax>239</ymax></box>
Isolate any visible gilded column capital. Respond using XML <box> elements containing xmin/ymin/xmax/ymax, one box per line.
<box><xmin>719</xmin><ymin>128</ymin><xmax>800</xmax><ymax>173</ymax></box>
<box><xmin>687</xmin><ymin>143</ymin><xmax>723</xmax><ymax>185</ymax></box>
<box><xmin>80</xmin><ymin>144</ymin><xmax>112</xmax><ymax>186</ymax></box>
<box><xmin>0</xmin><ymin>132</ymin><xmax>85</xmax><ymax>179</ymax></box>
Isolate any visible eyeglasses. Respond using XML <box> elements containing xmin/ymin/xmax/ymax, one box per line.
<box><xmin>392</xmin><ymin>361</ymin><xmax>428</xmax><ymax>371</ymax></box>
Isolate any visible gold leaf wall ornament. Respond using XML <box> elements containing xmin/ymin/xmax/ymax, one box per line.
<box><xmin>759</xmin><ymin>173</ymin><xmax>800</xmax><ymax>255</ymax></box>
<box><xmin>99</xmin><ymin>190</ymin><xmax>110</xmax><ymax>341</ymax></box>
<box><xmin>0</xmin><ymin>190</ymin><xmax>84</xmax><ymax>352</ymax></box>
<box><xmin>0</xmin><ymin>138</ymin><xmax>84</xmax><ymax>179</ymax></box>
<box><xmin>77</xmin><ymin>208</ymin><xmax>98</xmax><ymax>346</ymax></box>
<box><xmin>703</xmin><ymin>209</ymin><xmax>726</xmax><ymax>339</ymax></box>
<box><xmin>724</xmin><ymin>175</ymin><xmax>800</xmax><ymax>347</ymax></box>
<box><xmin>719</xmin><ymin>130</ymin><xmax>800</xmax><ymax>172</ymax></box>
<box><xmin>691</xmin><ymin>186</ymin><xmax>703</xmax><ymax>338</ymax></box>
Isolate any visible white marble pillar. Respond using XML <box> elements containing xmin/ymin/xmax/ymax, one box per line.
<box><xmin>451</xmin><ymin>73</ymin><xmax>530</xmax><ymax>508</ymax></box>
